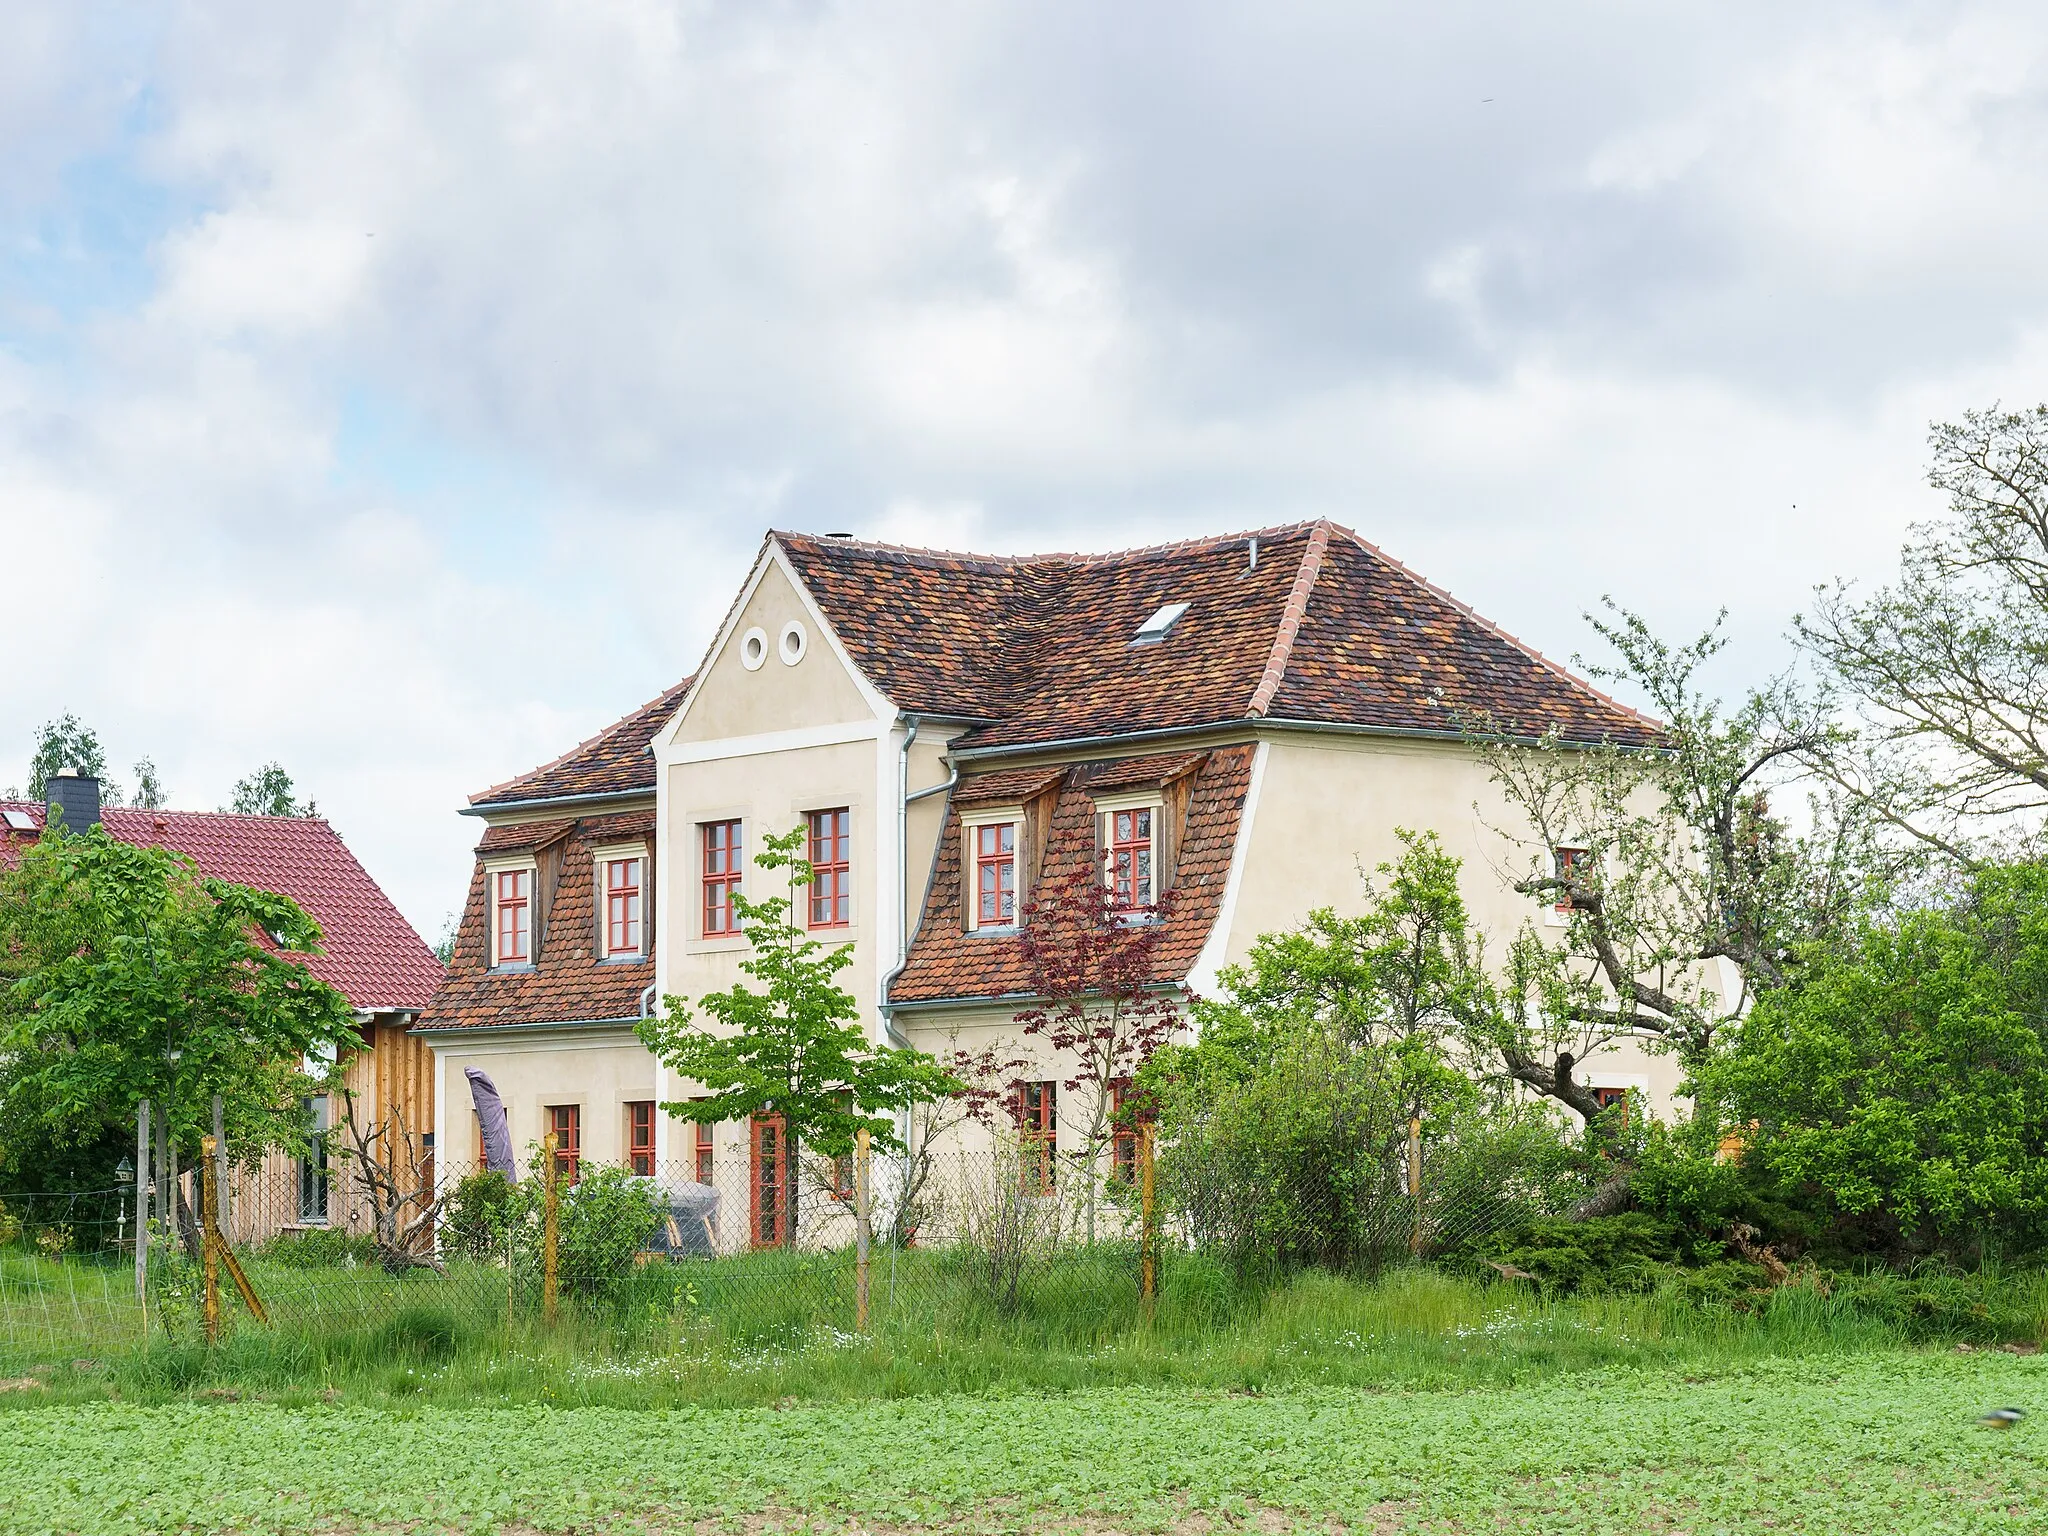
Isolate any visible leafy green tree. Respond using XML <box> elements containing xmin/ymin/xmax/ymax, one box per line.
<box><xmin>1698</xmin><ymin>862</ymin><xmax>2048</xmax><ymax>1257</ymax></box>
<box><xmin>228</xmin><ymin>762</ymin><xmax>315</xmax><ymax>817</ymax></box>
<box><xmin>26</xmin><ymin>713</ymin><xmax>122</xmax><ymax>805</ymax></box>
<box><xmin>131</xmin><ymin>758</ymin><xmax>168</xmax><ymax>810</ymax></box>
<box><xmin>636</xmin><ymin>825</ymin><xmax>959</xmax><ymax>1238</ymax></box>
<box><xmin>0</xmin><ymin>823</ymin><xmax>360</xmax><ymax>1194</ymax></box>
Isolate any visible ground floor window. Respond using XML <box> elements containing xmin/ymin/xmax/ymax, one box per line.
<box><xmin>694</xmin><ymin>1118</ymin><xmax>715</xmax><ymax>1185</ymax></box>
<box><xmin>547</xmin><ymin>1103</ymin><xmax>581</xmax><ymax>1184</ymax></box>
<box><xmin>1017</xmin><ymin>1081</ymin><xmax>1056</xmax><ymax>1194</ymax></box>
<box><xmin>751</xmin><ymin>1115</ymin><xmax>788</xmax><ymax>1247</ymax></box>
<box><xmin>627</xmin><ymin>1100</ymin><xmax>655</xmax><ymax>1176</ymax></box>
<box><xmin>297</xmin><ymin>1094</ymin><xmax>330</xmax><ymax>1224</ymax></box>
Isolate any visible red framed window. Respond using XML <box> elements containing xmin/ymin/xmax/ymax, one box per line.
<box><xmin>1110</xmin><ymin>1079</ymin><xmax>1140</xmax><ymax>1183</ymax></box>
<box><xmin>1108</xmin><ymin>807</ymin><xmax>1154</xmax><ymax>909</ymax></box>
<box><xmin>1553</xmin><ymin>847</ymin><xmax>1588</xmax><ymax>914</ymax></box>
<box><xmin>627</xmin><ymin>1100</ymin><xmax>655</xmax><ymax>1177</ymax></box>
<box><xmin>1016</xmin><ymin>1081</ymin><xmax>1056</xmax><ymax>1194</ymax></box>
<box><xmin>547</xmin><ymin>1104</ymin><xmax>580</xmax><ymax>1185</ymax></box>
<box><xmin>694</xmin><ymin>1118</ymin><xmax>715</xmax><ymax>1185</ymax></box>
<box><xmin>702</xmin><ymin>821</ymin><xmax>743</xmax><ymax>935</ymax></box>
<box><xmin>750</xmin><ymin>1115</ymin><xmax>788</xmax><ymax>1248</ymax></box>
<box><xmin>974</xmin><ymin>821</ymin><xmax>1017</xmax><ymax>928</ymax></box>
<box><xmin>807</xmin><ymin>808</ymin><xmax>851</xmax><ymax>928</ymax></box>
<box><xmin>495</xmin><ymin>868</ymin><xmax>531</xmax><ymax>964</ymax></box>
<box><xmin>1591</xmin><ymin>1086</ymin><xmax>1629</xmax><ymax>1127</ymax></box>
<box><xmin>606</xmin><ymin>857</ymin><xmax>643</xmax><ymax>956</ymax></box>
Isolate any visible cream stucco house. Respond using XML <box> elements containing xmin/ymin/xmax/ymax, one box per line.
<box><xmin>415</xmin><ymin>521</ymin><xmax>1684</xmax><ymax>1246</ymax></box>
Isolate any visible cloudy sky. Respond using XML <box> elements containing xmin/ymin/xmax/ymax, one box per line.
<box><xmin>4</xmin><ymin>1</ymin><xmax>2046</xmax><ymax>938</ymax></box>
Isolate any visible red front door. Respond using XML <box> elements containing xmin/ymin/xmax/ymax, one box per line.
<box><xmin>750</xmin><ymin>1114</ymin><xmax>789</xmax><ymax>1248</ymax></box>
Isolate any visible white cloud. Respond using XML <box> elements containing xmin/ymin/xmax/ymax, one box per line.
<box><xmin>5</xmin><ymin>0</ymin><xmax>2048</xmax><ymax>930</ymax></box>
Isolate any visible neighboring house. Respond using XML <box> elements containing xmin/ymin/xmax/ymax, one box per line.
<box><xmin>0</xmin><ymin>777</ymin><xmax>444</xmax><ymax>1237</ymax></box>
<box><xmin>420</xmin><ymin>521</ymin><xmax>1694</xmax><ymax>1246</ymax></box>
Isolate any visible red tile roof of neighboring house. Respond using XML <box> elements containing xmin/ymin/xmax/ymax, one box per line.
<box><xmin>416</xmin><ymin>810</ymin><xmax>656</xmax><ymax>1031</ymax></box>
<box><xmin>0</xmin><ymin>805</ymin><xmax>442</xmax><ymax>1012</ymax></box>
<box><xmin>776</xmin><ymin>521</ymin><xmax>1659</xmax><ymax>751</ymax></box>
<box><xmin>469</xmin><ymin>677</ymin><xmax>693</xmax><ymax>809</ymax></box>
<box><xmin>890</xmin><ymin>746</ymin><xmax>1255</xmax><ymax>1004</ymax></box>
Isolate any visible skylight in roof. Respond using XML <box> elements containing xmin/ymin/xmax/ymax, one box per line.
<box><xmin>2</xmin><ymin>810</ymin><xmax>37</xmax><ymax>831</ymax></box>
<box><xmin>1132</xmin><ymin>601</ymin><xmax>1191</xmax><ymax>646</ymax></box>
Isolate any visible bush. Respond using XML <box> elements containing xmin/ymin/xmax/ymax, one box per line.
<box><xmin>533</xmin><ymin>1166</ymin><xmax>664</xmax><ymax>1306</ymax></box>
<box><xmin>1470</xmin><ymin>1213</ymin><xmax>1690</xmax><ymax>1293</ymax></box>
<box><xmin>445</xmin><ymin>1170</ymin><xmax>518</xmax><ymax>1261</ymax></box>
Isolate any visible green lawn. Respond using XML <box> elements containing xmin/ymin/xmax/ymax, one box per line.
<box><xmin>6</xmin><ymin>1352</ymin><xmax>2047</xmax><ymax>1533</ymax></box>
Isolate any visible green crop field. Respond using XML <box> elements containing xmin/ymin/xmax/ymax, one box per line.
<box><xmin>5</xmin><ymin>1351</ymin><xmax>2047</xmax><ymax>1534</ymax></box>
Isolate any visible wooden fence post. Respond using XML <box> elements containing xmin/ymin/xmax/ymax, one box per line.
<box><xmin>200</xmin><ymin>1134</ymin><xmax>222</xmax><ymax>1346</ymax></box>
<box><xmin>212</xmin><ymin>1094</ymin><xmax>230</xmax><ymax>1241</ymax></box>
<box><xmin>1408</xmin><ymin>1115</ymin><xmax>1424</xmax><ymax>1258</ymax></box>
<box><xmin>135</xmin><ymin>1100</ymin><xmax>150</xmax><ymax>1307</ymax></box>
<box><xmin>854</xmin><ymin>1126</ymin><xmax>871</xmax><ymax>1333</ymax></box>
<box><xmin>541</xmin><ymin>1130</ymin><xmax>560</xmax><ymax>1326</ymax></box>
<box><xmin>1139</xmin><ymin>1121</ymin><xmax>1157</xmax><ymax>1309</ymax></box>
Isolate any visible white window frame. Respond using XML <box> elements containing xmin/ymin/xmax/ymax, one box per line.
<box><xmin>961</xmin><ymin>805</ymin><xmax>1024</xmax><ymax>932</ymax></box>
<box><xmin>1091</xmin><ymin>790</ymin><xmax>1161</xmax><ymax>911</ymax></box>
<box><xmin>484</xmin><ymin>855</ymin><xmax>538</xmax><ymax>969</ymax></box>
<box><xmin>592</xmin><ymin>842</ymin><xmax>649</xmax><ymax>961</ymax></box>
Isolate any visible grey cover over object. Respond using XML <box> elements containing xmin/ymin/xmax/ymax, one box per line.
<box><xmin>464</xmin><ymin>1067</ymin><xmax>517</xmax><ymax>1178</ymax></box>
<box><xmin>639</xmin><ymin>1177</ymin><xmax>722</xmax><ymax>1258</ymax></box>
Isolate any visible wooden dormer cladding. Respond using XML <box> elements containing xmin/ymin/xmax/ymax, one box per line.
<box><xmin>529</xmin><ymin>823</ymin><xmax>576</xmax><ymax>954</ymax></box>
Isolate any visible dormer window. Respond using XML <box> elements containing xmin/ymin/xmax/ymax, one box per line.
<box><xmin>974</xmin><ymin>821</ymin><xmax>1018</xmax><ymax>928</ymax></box>
<box><xmin>603</xmin><ymin>855</ymin><xmax>643</xmax><ymax>958</ymax></box>
<box><xmin>1107</xmin><ymin>806</ymin><xmax>1154</xmax><ymax>909</ymax></box>
<box><xmin>1130</xmin><ymin>601</ymin><xmax>1190</xmax><ymax>647</ymax></box>
<box><xmin>494</xmin><ymin>867</ymin><xmax>532</xmax><ymax>966</ymax></box>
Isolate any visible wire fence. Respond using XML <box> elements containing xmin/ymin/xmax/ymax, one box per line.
<box><xmin>0</xmin><ymin>1121</ymin><xmax>1600</xmax><ymax>1372</ymax></box>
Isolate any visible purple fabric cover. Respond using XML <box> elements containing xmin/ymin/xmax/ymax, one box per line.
<box><xmin>464</xmin><ymin>1067</ymin><xmax>517</xmax><ymax>1179</ymax></box>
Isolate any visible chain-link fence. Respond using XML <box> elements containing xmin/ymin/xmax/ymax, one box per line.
<box><xmin>0</xmin><ymin>1117</ymin><xmax>1598</xmax><ymax>1372</ymax></box>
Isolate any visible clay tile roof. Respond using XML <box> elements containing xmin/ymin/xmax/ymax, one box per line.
<box><xmin>474</xmin><ymin>820</ymin><xmax>576</xmax><ymax>855</ymax></box>
<box><xmin>0</xmin><ymin>804</ymin><xmax>442</xmax><ymax>1011</ymax></box>
<box><xmin>469</xmin><ymin>676</ymin><xmax>693</xmax><ymax>809</ymax></box>
<box><xmin>952</xmin><ymin>765</ymin><xmax>1069</xmax><ymax>807</ymax></box>
<box><xmin>775</xmin><ymin>522</ymin><xmax>1658</xmax><ymax>750</ymax></box>
<box><xmin>1077</xmin><ymin>751</ymin><xmax>1209</xmax><ymax>793</ymax></box>
<box><xmin>890</xmin><ymin>746</ymin><xmax>1254</xmax><ymax>1004</ymax></box>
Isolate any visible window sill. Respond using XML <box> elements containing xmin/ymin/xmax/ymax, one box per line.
<box><xmin>966</xmin><ymin>924</ymin><xmax>1022</xmax><ymax>938</ymax></box>
<box><xmin>597</xmin><ymin>953</ymin><xmax>648</xmax><ymax>965</ymax></box>
<box><xmin>489</xmin><ymin>962</ymin><xmax>536</xmax><ymax>975</ymax></box>
<box><xmin>1110</xmin><ymin>912</ymin><xmax>1162</xmax><ymax>929</ymax></box>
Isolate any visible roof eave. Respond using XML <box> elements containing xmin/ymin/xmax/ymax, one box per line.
<box><xmin>948</xmin><ymin>714</ymin><xmax>1660</xmax><ymax>763</ymax></box>
<box><xmin>460</xmin><ymin>787</ymin><xmax>657</xmax><ymax>818</ymax></box>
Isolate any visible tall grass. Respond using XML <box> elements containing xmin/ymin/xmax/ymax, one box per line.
<box><xmin>8</xmin><ymin>1248</ymin><xmax>2042</xmax><ymax>1409</ymax></box>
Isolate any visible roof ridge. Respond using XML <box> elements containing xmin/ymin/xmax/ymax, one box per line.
<box><xmin>775</xmin><ymin>519</ymin><xmax>1331</xmax><ymax>570</ymax></box>
<box><xmin>1330</xmin><ymin>528</ymin><xmax>1663</xmax><ymax>732</ymax></box>
<box><xmin>1247</xmin><ymin>520</ymin><xmax>1333</xmax><ymax>718</ymax></box>
<box><xmin>466</xmin><ymin>675</ymin><xmax>691</xmax><ymax>806</ymax></box>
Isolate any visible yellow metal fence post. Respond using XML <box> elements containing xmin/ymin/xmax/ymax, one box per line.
<box><xmin>541</xmin><ymin>1129</ymin><xmax>560</xmax><ymax>1326</ymax></box>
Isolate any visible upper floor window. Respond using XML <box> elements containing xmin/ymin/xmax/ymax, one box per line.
<box><xmin>808</xmin><ymin>808</ymin><xmax>851</xmax><ymax>929</ymax></box>
<box><xmin>1548</xmin><ymin>846</ymin><xmax>1588</xmax><ymax>926</ymax></box>
<box><xmin>494</xmin><ymin>868</ymin><xmax>532</xmax><ymax>965</ymax></box>
<box><xmin>604</xmin><ymin>856</ymin><xmax>643</xmax><ymax>957</ymax></box>
<box><xmin>1108</xmin><ymin>807</ymin><xmax>1154</xmax><ymax>910</ymax></box>
<box><xmin>702</xmin><ymin>820</ymin><xmax>743</xmax><ymax>936</ymax></box>
<box><xmin>974</xmin><ymin>821</ymin><xmax>1018</xmax><ymax>928</ymax></box>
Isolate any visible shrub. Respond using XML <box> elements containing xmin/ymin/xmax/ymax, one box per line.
<box><xmin>445</xmin><ymin>1170</ymin><xmax>518</xmax><ymax>1261</ymax></box>
<box><xmin>1470</xmin><ymin>1213</ymin><xmax>1688</xmax><ymax>1293</ymax></box>
<box><xmin>542</xmin><ymin>1166</ymin><xmax>664</xmax><ymax>1306</ymax></box>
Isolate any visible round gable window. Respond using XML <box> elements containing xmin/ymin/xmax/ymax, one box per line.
<box><xmin>778</xmin><ymin>620</ymin><xmax>808</xmax><ymax>666</ymax></box>
<box><xmin>739</xmin><ymin>626</ymin><xmax>769</xmax><ymax>671</ymax></box>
